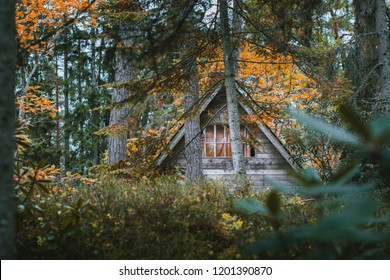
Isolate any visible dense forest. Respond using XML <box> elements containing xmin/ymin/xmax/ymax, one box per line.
<box><xmin>1</xmin><ymin>0</ymin><xmax>390</xmax><ymax>259</ymax></box>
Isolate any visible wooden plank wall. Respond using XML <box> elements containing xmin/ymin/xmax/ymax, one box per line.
<box><xmin>171</xmin><ymin>129</ymin><xmax>294</xmax><ymax>188</ymax></box>
<box><xmin>166</xmin><ymin>89</ymin><xmax>294</xmax><ymax>188</ymax></box>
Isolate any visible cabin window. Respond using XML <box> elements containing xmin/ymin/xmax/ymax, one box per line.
<box><xmin>201</xmin><ymin>125</ymin><xmax>255</xmax><ymax>158</ymax></box>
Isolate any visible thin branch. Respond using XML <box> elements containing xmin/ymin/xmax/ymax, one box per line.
<box><xmin>350</xmin><ymin>63</ymin><xmax>381</xmax><ymax>102</ymax></box>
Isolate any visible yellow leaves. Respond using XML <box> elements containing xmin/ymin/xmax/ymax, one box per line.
<box><xmin>46</xmin><ymin>165</ymin><xmax>61</xmax><ymax>176</ymax></box>
<box><xmin>95</xmin><ymin>123</ymin><xmax>128</xmax><ymax>137</ymax></box>
<box><xmin>219</xmin><ymin>213</ymin><xmax>244</xmax><ymax>238</ymax></box>
<box><xmin>127</xmin><ymin>139</ymin><xmax>139</xmax><ymax>153</ymax></box>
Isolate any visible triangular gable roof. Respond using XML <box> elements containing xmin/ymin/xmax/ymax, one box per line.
<box><xmin>156</xmin><ymin>84</ymin><xmax>301</xmax><ymax>172</ymax></box>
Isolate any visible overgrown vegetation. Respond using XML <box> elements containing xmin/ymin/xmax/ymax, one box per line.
<box><xmin>14</xmin><ymin>173</ymin><xmax>316</xmax><ymax>259</ymax></box>
<box><xmin>14</xmin><ymin>105</ymin><xmax>390</xmax><ymax>259</ymax></box>
<box><xmin>9</xmin><ymin>0</ymin><xmax>390</xmax><ymax>260</ymax></box>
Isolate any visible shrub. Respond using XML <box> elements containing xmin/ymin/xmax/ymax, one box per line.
<box><xmin>235</xmin><ymin>105</ymin><xmax>390</xmax><ymax>259</ymax></box>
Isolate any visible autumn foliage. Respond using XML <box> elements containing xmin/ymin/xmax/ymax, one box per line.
<box><xmin>16</xmin><ymin>0</ymin><xmax>99</xmax><ymax>53</ymax></box>
<box><xmin>10</xmin><ymin>0</ymin><xmax>390</xmax><ymax>261</ymax></box>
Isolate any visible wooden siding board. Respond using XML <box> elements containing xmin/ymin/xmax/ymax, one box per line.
<box><xmin>202</xmin><ymin>169</ymin><xmax>291</xmax><ymax>175</ymax></box>
<box><xmin>156</xmin><ymin>84</ymin><xmax>300</xmax><ymax>187</ymax></box>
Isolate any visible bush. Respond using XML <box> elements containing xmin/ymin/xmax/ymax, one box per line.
<box><xmin>83</xmin><ymin>176</ymin><xmax>258</xmax><ymax>259</ymax></box>
<box><xmin>15</xmin><ymin>172</ymin><xmax>323</xmax><ymax>259</ymax></box>
<box><xmin>15</xmin><ymin>105</ymin><xmax>390</xmax><ymax>260</ymax></box>
<box><xmin>235</xmin><ymin>105</ymin><xmax>390</xmax><ymax>259</ymax></box>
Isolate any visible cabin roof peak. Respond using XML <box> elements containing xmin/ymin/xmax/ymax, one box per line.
<box><xmin>156</xmin><ymin>83</ymin><xmax>300</xmax><ymax>172</ymax></box>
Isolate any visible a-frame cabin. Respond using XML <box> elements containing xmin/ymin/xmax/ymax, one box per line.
<box><xmin>157</xmin><ymin>85</ymin><xmax>300</xmax><ymax>188</ymax></box>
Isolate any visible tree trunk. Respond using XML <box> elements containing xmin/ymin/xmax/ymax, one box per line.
<box><xmin>353</xmin><ymin>0</ymin><xmax>378</xmax><ymax>112</ymax></box>
<box><xmin>219</xmin><ymin>0</ymin><xmax>246</xmax><ymax>175</ymax></box>
<box><xmin>183</xmin><ymin>58</ymin><xmax>203</xmax><ymax>180</ymax></box>
<box><xmin>375</xmin><ymin>0</ymin><xmax>390</xmax><ymax>115</ymax></box>
<box><xmin>232</xmin><ymin>0</ymin><xmax>243</xmax><ymax>72</ymax></box>
<box><xmin>108</xmin><ymin>38</ymin><xmax>132</xmax><ymax>164</ymax></box>
<box><xmin>64</xmin><ymin>31</ymin><xmax>70</xmax><ymax>170</ymax></box>
<box><xmin>0</xmin><ymin>0</ymin><xmax>16</xmax><ymax>259</ymax></box>
<box><xmin>91</xmin><ymin>28</ymin><xmax>99</xmax><ymax>165</ymax></box>
<box><xmin>55</xmin><ymin>59</ymin><xmax>60</xmax><ymax>152</ymax></box>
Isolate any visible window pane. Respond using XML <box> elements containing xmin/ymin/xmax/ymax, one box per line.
<box><xmin>251</xmin><ymin>147</ymin><xmax>256</xmax><ymax>157</ymax></box>
<box><xmin>243</xmin><ymin>143</ymin><xmax>251</xmax><ymax>157</ymax></box>
<box><xmin>205</xmin><ymin>143</ymin><xmax>214</xmax><ymax>157</ymax></box>
<box><xmin>226</xmin><ymin>143</ymin><xmax>232</xmax><ymax>157</ymax></box>
<box><xmin>206</xmin><ymin>126</ymin><xmax>214</xmax><ymax>142</ymax></box>
<box><xmin>216</xmin><ymin>125</ymin><xmax>225</xmax><ymax>143</ymax></box>
<box><xmin>216</xmin><ymin>143</ymin><xmax>225</xmax><ymax>157</ymax></box>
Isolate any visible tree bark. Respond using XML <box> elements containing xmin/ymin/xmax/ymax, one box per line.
<box><xmin>55</xmin><ymin>59</ymin><xmax>60</xmax><ymax>152</ymax></box>
<box><xmin>91</xmin><ymin>28</ymin><xmax>99</xmax><ymax>165</ymax></box>
<box><xmin>183</xmin><ymin>58</ymin><xmax>203</xmax><ymax>180</ymax></box>
<box><xmin>219</xmin><ymin>0</ymin><xmax>246</xmax><ymax>175</ymax></box>
<box><xmin>64</xmin><ymin>30</ymin><xmax>70</xmax><ymax>170</ymax></box>
<box><xmin>375</xmin><ymin>0</ymin><xmax>390</xmax><ymax>115</ymax></box>
<box><xmin>232</xmin><ymin>0</ymin><xmax>243</xmax><ymax>71</ymax></box>
<box><xmin>108</xmin><ymin>38</ymin><xmax>132</xmax><ymax>164</ymax></box>
<box><xmin>353</xmin><ymin>0</ymin><xmax>378</xmax><ymax>111</ymax></box>
<box><xmin>0</xmin><ymin>0</ymin><xmax>16</xmax><ymax>259</ymax></box>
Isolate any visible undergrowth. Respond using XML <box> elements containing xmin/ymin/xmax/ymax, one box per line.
<box><xmin>15</xmin><ymin>175</ymin><xmax>319</xmax><ymax>259</ymax></box>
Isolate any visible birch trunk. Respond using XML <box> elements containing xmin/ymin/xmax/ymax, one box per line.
<box><xmin>108</xmin><ymin>38</ymin><xmax>132</xmax><ymax>164</ymax></box>
<box><xmin>0</xmin><ymin>0</ymin><xmax>16</xmax><ymax>259</ymax></box>
<box><xmin>219</xmin><ymin>0</ymin><xmax>246</xmax><ymax>174</ymax></box>
<box><xmin>184</xmin><ymin>58</ymin><xmax>203</xmax><ymax>180</ymax></box>
<box><xmin>375</xmin><ymin>0</ymin><xmax>390</xmax><ymax>115</ymax></box>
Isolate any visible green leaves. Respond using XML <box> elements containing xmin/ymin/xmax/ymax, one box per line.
<box><xmin>288</xmin><ymin>105</ymin><xmax>390</xmax><ymax>150</ymax></box>
<box><xmin>266</xmin><ymin>190</ymin><xmax>281</xmax><ymax>216</ymax></box>
<box><xmin>287</xmin><ymin>108</ymin><xmax>360</xmax><ymax>145</ymax></box>
<box><xmin>368</xmin><ymin>118</ymin><xmax>390</xmax><ymax>145</ymax></box>
<box><xmin>234</xmin><ymin>198</ymin><xmax>267</xmax><ymax>215</ymax></box>
<box><xmin>236</xmin><ymin>105</ymin><xmax>390</xmax><ymax>259</ymax></box>
<box><xmin>235</xmin><ymin>190</ymin><xmax>281</xmax><ymax>217</ymax></box>
<box><xmin>338</xmin><ymin>104</ymin><xmax>370</xmax><ymax>141</ymax></box>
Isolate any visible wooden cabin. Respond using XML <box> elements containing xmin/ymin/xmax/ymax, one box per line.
<box><xmin>157</xmin><ymin>85</ymin><xmax>300</xmax><ymax>188</ymax></box>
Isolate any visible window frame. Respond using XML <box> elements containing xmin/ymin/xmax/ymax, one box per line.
<box><xmin>201</xmin><ymin>124</ymin><xmax>255</xmax><ymax>158</ymax></box>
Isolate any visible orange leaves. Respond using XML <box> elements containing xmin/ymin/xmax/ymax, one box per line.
<box><xmin>62</xmin><ymin>170</ymin><xmax>97</xmax><ymax>186</ymax></box>
<box><xmin>235</xmin><ymin>43</ymin><xmax>319</xmax><ymax>128</ymax></box>
<box><xmin>172</xmin><ymin>97</ymin><xmax>183</xmax><ymax>106</ymax></box>
<box><xmin>195</xmin><ymin>42</ymin><xmax>318</xmax><ymax>127</ymax></box>
<box><xmin>148</xmin><ymin>129</ymin><xmax>159</xmax><ymax>136</ymax></box>
<box><xmin>15</xmin><ymin>163</ymin><xmax>60</xmax><ymax>188</ymax></box>
<box><xmin>17</xmin><ymin>88</ymin><xmax>57</xmax><ymax>118</ymax></box>
<box><xmin>16</xmin><ymin>0</ymin><xmax>100</xmax><ymax>53</ymax></box>
<box><xmin>198</xmin><ymin>48</ymin><xmax>224</xmax><ymax>91</ymax></box>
